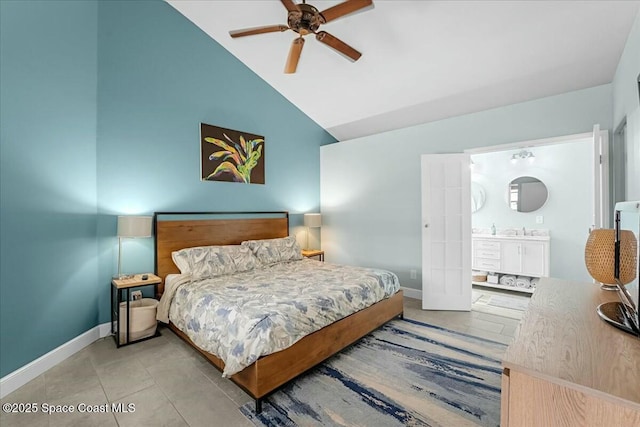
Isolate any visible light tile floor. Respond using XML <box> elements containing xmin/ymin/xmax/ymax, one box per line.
<box><xmin>1</xmin><ymin>290</ymin><xmax>529</xmax><ymax>427</ymax></box>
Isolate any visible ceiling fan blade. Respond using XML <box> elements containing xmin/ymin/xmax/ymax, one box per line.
<box><xmin>316</xmin><ymin>31</ymin><xmax>361</xmax><ymax>62</ymax></box>
<box><xmin>285</xmin><ymin>37</ymin><xmax>305</xmax><ymax>74</ymax></box>
<box><xmin>320</xmin><ymin>0</ymin><xmax>373</xmax><ymax>23</ymax></box>
<box><xmin>280</xmin><ymin>0</ymin><xmax>300</xmax><ymax>13</ymax></box>
<box><xmin>229</xmin><ymin>25</ymin><xmax>289</xmax><ymax>38</ymax></box>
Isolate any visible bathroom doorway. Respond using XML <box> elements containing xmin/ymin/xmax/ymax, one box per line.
<box><xmin>465</xmin><ymin>126</ymin><xmax>609</xmax><ymax>297</ymax></box>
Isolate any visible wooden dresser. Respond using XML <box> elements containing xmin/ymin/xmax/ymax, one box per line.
<box><xmin>501</xmin><ymin>277</ymin><xmax>640</xmax><ymax>426</ymax></box>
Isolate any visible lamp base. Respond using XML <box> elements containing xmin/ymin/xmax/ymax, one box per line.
<box><xmin>113</xmin><ymin>274</ymin><xmax>134</xmax><ymax>280</ymax></box>
<box><xmin>596</xmin><ymin>302</ymin><xmax>639</xmax><ymax>336</ymax></box>
<box><xmin>599</xmin><ymin>283</ymin><xmax>618</xmax><ymax>291</ymax></box>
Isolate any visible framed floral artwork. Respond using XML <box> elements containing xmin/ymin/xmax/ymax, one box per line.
<box><xmin>200</xmin><ymin>123</ymin><xmax>265</xmax><ymax>184</ymax></box>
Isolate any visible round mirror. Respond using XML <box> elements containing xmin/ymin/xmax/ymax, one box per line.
<box><xmin>471</xmin><ymin>182</ymin><xmax>486</xmax><ymax>213</ymax></box>
<box><xmin>508</xmin><ymin>176</ymin><xmax>548</xmax><ymax>212</ymax></box>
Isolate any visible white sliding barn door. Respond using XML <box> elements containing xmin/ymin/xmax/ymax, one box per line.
<box><xmin>421</xmin><ymin>154</ymin><xmax>472</xmax><ymax>311</ymax></box>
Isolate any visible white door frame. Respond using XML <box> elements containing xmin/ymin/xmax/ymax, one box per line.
<box><xmin>593</xmin><ymin>124</ymin><xmax>610</xmax><ymax>229</ymax></box>
<box><xmin>465</xmin><ymin>129</ymin><xmax>609</xmax><ymax>230</ymax></box>
<box><xmin>465</xmin><ymin>131</ymin><xmax>596</xmax><ymax>154</ymax></box>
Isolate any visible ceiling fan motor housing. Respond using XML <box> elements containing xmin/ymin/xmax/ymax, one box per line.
<box><xmin>288</xmin><ymin>3</ymin><xmax>324</xmax><ymax>35</ymax></box>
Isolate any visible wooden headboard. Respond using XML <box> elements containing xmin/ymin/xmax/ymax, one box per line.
<box><xmin>154</xmin><ymin>212</ymin><xmax>289</xmax><ymax>295</ymax></box>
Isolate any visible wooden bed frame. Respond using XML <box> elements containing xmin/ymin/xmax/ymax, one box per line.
<box><xmin>154</xmin><ymin>212</ymin><xmax>404</xmax><ymax>413</ymax></box>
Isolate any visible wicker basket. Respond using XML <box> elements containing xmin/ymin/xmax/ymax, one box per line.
<box><xmin>118</xmin><ymin>298</ymin><xmax>158</xmax><ymax>344</ymax></box>
<box><xmin>472</xmin><ymin>271</ymin><xmax>488</xmax><ymax>282</ymax></box>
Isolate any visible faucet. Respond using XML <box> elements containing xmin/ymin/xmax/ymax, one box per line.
<box><xmin>522</xmin><ymin>226</ymin><xmax>526</xmax><ymax>236</ymax></box>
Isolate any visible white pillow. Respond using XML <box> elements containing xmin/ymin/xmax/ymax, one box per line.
<box><xmin>241</xmin><ymin>236</ymin><xmax>303</xmax><ymax>266</ymax></box>
<box><xmin>171</xmin><ymin>245</ymin><xmax>257</xmax><ymax>279</ymax></box>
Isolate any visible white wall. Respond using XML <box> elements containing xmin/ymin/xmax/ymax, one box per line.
<box><xmin>471</xmin><ymin>140</ymin><xmax>593</xmax><ymax>282</ymax></box>
<box><xmin>321</xmin><ymin>85</ymin><xmax>612</xmax><ymax>290</ymax></box>
<box><xmin>612</xmin><ymin>12</ymin><xmax>640</xmax><ymax>200</ymax></box>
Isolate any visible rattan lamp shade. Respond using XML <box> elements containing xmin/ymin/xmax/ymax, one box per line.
<box><xmin>584</xmin><ymin>229</ymin><xmax>638</xmax><ymax>285</ymax></box>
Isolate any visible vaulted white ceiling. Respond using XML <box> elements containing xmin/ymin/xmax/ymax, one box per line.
<box><xmin>168</xmin><ymin>1</ymin><xmax>640</xmax><ymax>141</ymax></box>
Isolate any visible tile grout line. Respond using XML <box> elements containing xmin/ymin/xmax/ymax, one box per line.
<box><xmin>139</xmin><ymin>364</ymin><xmax>190</xmax><ymax>427</ymax></box>
<box><xmin>87</xmin><ymin>345</ymin><xmax>120</xmax><ymax>426</ymax></box>
<box><xmin>191</xmin><ymin>356</ymin><xmax>247</xmax><ymax>408</ymax></box>
<box><xmin>164</xmin><ymin>327</ymin><xmax>253</xmax><ymax>408</ymax></box>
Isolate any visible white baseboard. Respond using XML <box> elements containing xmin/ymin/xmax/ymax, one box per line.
<box><xmin>401</xmin><ymin>286</ymin><xmax>422</xmax><ymax>300</ymax></box>
<box><xmin>0</xmin><ymin>322</ymin><xmax>111</xmax><ymax>399</ymax></box>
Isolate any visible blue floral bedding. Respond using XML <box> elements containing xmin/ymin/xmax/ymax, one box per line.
<box><xmin>167</xmin><ymin>259</ymin><xmax>400</xmax><ymax>377</ymax></box>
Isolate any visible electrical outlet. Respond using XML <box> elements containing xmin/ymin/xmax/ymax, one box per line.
<box><xmin>410</xmin><ymin>269</ymin><xmax>417</xmax><ymax>280</ymax></box>
<box><xmin>131</xmin><ymin>290</ymin><xmax>142</xmax><ymax>301</ymax></box>
<box><xmin>536</xmin><ymin>215</ymin><xmax>544</xmax><ymax>224</ymax></box>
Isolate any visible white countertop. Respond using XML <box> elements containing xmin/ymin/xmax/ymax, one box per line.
<box><xmin>472</xmin><ymin>233</ymin><xmax>550</xmax><ymax>241</ymax></box>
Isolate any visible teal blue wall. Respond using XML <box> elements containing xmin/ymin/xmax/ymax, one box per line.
<box><xmin>97</xmin><ymin>0</ymin><xmax>333</xmax><ymax>215</ymax></box>
<box><xmin>95</xmin><ymin>0</ymin><xmax>335</xmax><ymax>323</ymax></box>
<box><xmin>0</xmin><ymin>1</ymin><xmax>99</xmax><ymax>377</ymax></box>
<box><xmin>0</xmin><ymin>0</ymin><xmax>334</xmax><ymax>377</ymax></box>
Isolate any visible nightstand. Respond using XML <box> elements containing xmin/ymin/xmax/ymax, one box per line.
<box><xmin>302</xmin><ymin>249</ymin><xmax>324</xmax><ymax>262</ymax></box>
<box><xmin>111</xmin><ymin>273</ymin><xmax>162</xmax><ymax>347</ymax></box>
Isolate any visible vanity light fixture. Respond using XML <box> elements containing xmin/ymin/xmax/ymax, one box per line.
<box><xmin>511</xmin><ymin>149</ymin><xmax>535</xmax><ymax>164</ymax></box>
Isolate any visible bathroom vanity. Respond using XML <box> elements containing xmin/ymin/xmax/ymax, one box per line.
<box><xmin>472</xmin><ymin>234</ymin><xmax>550</xmax><ymax>293</ymax></box>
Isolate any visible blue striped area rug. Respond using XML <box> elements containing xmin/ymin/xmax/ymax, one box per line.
<box><xmin>240</xmin><ymin>318</ymin><xmax>506</xmax><ymax>426</ymax></box>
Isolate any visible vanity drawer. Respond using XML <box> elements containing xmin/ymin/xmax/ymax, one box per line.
<box><xmin>474</xmin><ymin>258</ymin><xmax>501</xmax><ymax>271</ymax></box>
<box><xmin>475</xmin><ymin>249</ymin><xmax>500</xmax><ymax>259</ymax></box>
<box><xmin>474</xmin><ymin>240</ymin><xmax>501</xmax><ymax>251</ymax></box>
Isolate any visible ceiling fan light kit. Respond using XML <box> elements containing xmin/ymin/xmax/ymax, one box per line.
<box><xmin>229</xmin><ymin>0</ymin><xmax>373</xmax><ymax>74</ymax></box>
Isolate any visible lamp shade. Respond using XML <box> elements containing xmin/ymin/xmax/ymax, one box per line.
<box><xmin>304</xmin><ymin>213</ymin><xmax>322</xmax><ymax>228</ymax></box>
<box><xmin>117</xmin><ymin>216</ymin><xmax>152</xmax><ymax>238</ymax></box>
<box><xmin>585</xmin><ymin>229</ymin><xmax>637</xmax><ymax>285</ymax></box>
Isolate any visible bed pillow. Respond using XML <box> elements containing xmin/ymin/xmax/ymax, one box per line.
<box><xmin>171</xmin><ymin>245</ymin><xmax>257</xmax><ymax>279</ymax></box>
<box><xmin>241</xmin><ymin>236</ymin><xmax>303</xmax><ymax>266</ymax></box>
<box><xmin>230</xmin><ymin>245</ymin><xmax>260</xmax><ymax>273</ymax></box>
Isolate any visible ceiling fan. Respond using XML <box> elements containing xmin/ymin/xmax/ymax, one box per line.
<box><xmin>229</xmin><ymin>0</ymin><xmax>373</xmax><ymax>74</ymax></box>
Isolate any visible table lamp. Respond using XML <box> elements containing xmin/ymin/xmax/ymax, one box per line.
<box><xmin>116</xmin><ymin>215</ymin><xmax>152</xmax><ymax>279</ymax></box>
<box><xmin>303</xmin><ymin>213</ymin><xmax>322</xmax><ymax>250</ymax></box>
<box><xmin>585</xmin><ymin>228</ymin><xmax>637</xmax><ymax>290</ymax></box>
